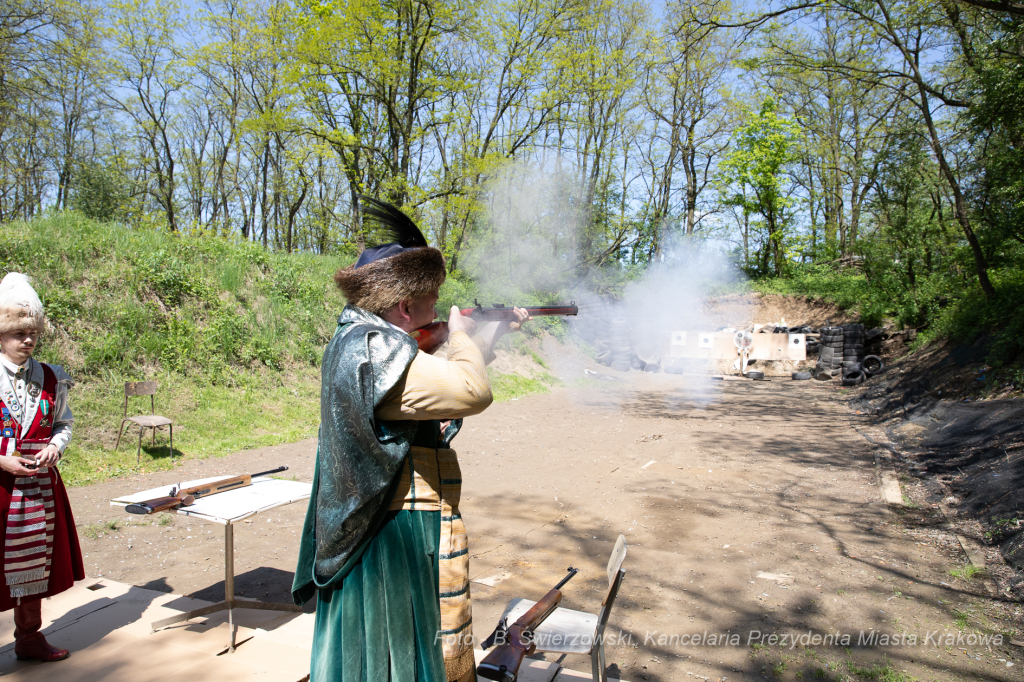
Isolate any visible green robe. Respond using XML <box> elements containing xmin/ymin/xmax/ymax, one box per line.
<box><xmin>293</xmin><ymin>306</ymin><xmax>462</xmax><ymax>681</ymax></box>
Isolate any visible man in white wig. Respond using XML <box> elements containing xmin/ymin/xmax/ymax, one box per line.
<box><xmin>0</xmin><ymin>273</ymin><xmax>83</xmax><ymax>662</ymax></box>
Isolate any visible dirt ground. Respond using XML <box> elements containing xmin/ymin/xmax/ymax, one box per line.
<box><xmin>66</xmin><ymin>366</ymin><xmax>1024</xmax><ymax>682</ymax></box>
<box><xmin>849</xmin><ymin>340</ymin><xmax>1024</xmax><ymax>601</ymax></box>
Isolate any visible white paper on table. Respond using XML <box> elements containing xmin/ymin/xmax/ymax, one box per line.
<box><xmin>178</xmin><ymin>478</ymin><xmax>311</xmax><ymax>523</ymax></box>
<box><xmin>110</xmin><ymin>476</ymin><xmax>311</xmax><ymax>524</ymax></box>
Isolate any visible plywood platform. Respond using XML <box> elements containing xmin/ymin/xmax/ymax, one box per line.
<box><xmin>0</xmin><ymin>580</ymin><xmax>623</xmax><ymax>681</ymax></box>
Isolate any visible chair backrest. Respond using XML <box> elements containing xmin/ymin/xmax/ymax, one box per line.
<box><xmin>124</xmin><ymin>381</ymin><xmax>158</xmax><ymax>418</ymax></box>
<box><xmin>595</xmin><ymin>535</ymin><xmax>627</xmax><ymax>638</ymax></box>
<box><xmin>606</xmin><ymin>534</ymin><xmax>627</xmax><ymax>588</ymax></box>
<box><xmin>125</xmin><ymin>381</ymin><xmax>158</xmax><ymax>397</ymax></box>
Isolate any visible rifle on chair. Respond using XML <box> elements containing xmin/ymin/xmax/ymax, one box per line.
<box><xmin>123</xmin><ymin>466</ymin><xmax>288</xmax><ymax>514</ymax></box>
<box><xmin>477</xmin><ymin>567</ymin><xmax>579</xmax><ymax>681</ymax></box>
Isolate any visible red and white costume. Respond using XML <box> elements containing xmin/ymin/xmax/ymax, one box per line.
<box><xmin>0</xmin><ymin>358</ymin><xmax>84</xmax><ymax>611</ymax></box>
<box><xmin>0</xmin><ymin>272</ymin><xmax>83</xmax><ymax>662</ymax></box>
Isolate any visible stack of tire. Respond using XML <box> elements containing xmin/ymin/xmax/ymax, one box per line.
<box><xmin>841</xmin><ymin>324</ymin><xmax>866</xmax><ymax>385</ymax></box>
<box><xmin>608</xmin><ymin>318</ymin><xmax>630</xmax><ymax>372</ymax></box>
<box><xmin>815</xmin><ymin>327</ymin><xmax>845</xmax><ymax>379</ymax></box>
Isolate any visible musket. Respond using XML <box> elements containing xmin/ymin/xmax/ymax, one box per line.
<box><xmin>411</xmin><ymin>300</ymin><xmax>579</xmax><ymax>354</ymax></box>
<box><xmin>123</xmin><ymin>466</ymin><xmax>288</xmax><ymax>515</ymax></box>
<box><xmin>477</xmin><ymin>567</ymin><xmax>579</xmax><ymax>681</ymax></box>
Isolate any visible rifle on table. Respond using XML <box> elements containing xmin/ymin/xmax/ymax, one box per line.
<box><xmin>123</xmin><ymin>466</ymin><xmax>288</xmax><ymax>515</ymax></box>
<box><xmin>412</xmin><ymin>300</ymin><xmax>579</xmax><ymax>354</ymax></box>
<box><xmin>477</xmin><ymin>567</ymin><xmax>579</xmax><ymax>682</ymax></box>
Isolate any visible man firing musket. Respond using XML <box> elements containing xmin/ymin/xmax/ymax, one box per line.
<box><xmin>291</xmin><ymin>196</ymin><xmax>534</xmax><ymax>682</ymax></box>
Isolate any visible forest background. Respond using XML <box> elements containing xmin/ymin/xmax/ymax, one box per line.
<box><xmin>1</xmin><ymin>0</ymin><xmax>1022</xmax><ymax>481</ymax></box>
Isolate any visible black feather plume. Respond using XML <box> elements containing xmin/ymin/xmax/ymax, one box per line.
<box><xmin>359</xmin><ymin>195</ymin><xmax>428</xmax><ymax>248</ymax></box>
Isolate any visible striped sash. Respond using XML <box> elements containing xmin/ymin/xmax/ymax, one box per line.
<box><xmin>2</xmin><ymin>438</ymin><xmax>55</xmax><ymax>599</ymax></box>
<box><xmin>390</xmin><ymin>446</ymin><xmax>473</xmax><ymax>681</ymax></box>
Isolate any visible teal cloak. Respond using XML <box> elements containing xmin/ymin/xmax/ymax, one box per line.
<box><xmin>293</xmin><ymin>306</ymin><xmax>462</xmax><ymax>681</ymax></box>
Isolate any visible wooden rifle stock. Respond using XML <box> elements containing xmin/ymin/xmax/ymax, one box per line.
<box><xmin>411</xmin><ymin>301</ymin><xmax>578</xmax><ymax>354</ymax></box>
<box><xmin>123</xmin><ymin>466</ymin><xmax>288</xmax><ymax>515</ymax></box>
<box><xmin>477</xmin><ymin>567</ymin><xmax>578</xmax><ymax>681</ymax></box>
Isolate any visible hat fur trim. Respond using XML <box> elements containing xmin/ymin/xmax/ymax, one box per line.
<box><xmin>0</xmin><ymin>273</ymin><xmax>45</xmax><ymax>335</ymax></box>
<box><xmin>334</xmin><ymin>247</ymin><xmax>446</xmax><ymax>317</ymax></box>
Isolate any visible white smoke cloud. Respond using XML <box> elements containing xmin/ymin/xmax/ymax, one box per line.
<box><xmin>461</xmin><ymin>161</ymin><xmax>752</xmax><ymax>398</ymax></box>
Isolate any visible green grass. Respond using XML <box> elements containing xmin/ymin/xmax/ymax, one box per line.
<box><xmin>754</xmin><ymin>265</ymin><xmax>872</xmax><ymax>318</ymax></box>
<box><xmin>2</xmin><ymin>212</ymin><xmax>350</xmax><ymax>378</ymax></box>
<box><xmin>949</xmin><ymin>563</ymin><xmax>982</xmax><ymax>582</ymax></box>
<box><xmin>58</xmin><ymin>366</ymin><xmax>322</xmax><ymax>485</ymax></box>
<box><xmin>952</xmin><ymin>609</ymin><xmax>971</xmax><ymax>630</ymax></box>
<box><xmin>487</xmin><ymin>368</ymin><xmax>558</xmax><ymax>402</ymax></box>
<box><xmin>82</xmin><ymin>518</ymin><xmax>122</xmax><ymax>539</ymax></box>
<box><xmin>0</xmin><ymin>213</ymin><xmax>344</xmax><ymax>484</ymax></box>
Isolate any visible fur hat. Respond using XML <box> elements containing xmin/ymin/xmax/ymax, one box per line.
<box><xmin>334</xmin><ymin>197</ymin><xmax>446</xmax><ymax>316</ymax></box>
<box><xmin>0</xmin><ymin>273</ymin><xmax>46</xmax><ymax>335</ymax></box>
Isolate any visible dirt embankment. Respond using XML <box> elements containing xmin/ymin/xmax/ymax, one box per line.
<box><xmin>704</xmin><ymin>293</ymin><xmax>857</xmax><ymax>329</ymax></box>
<box><xmin>849</xmin><ymin>343</ymin><xmax>1024</xmax><ymax>597</ymax></box>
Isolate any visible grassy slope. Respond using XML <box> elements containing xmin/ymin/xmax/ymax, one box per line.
<box><xmin>2</xmin><ymin>213</ymin><xmax>348</xmax><ymax>484</ymax></box>
<box><xmin>2</xmin><ymin>213</ymin><xmax>555</xmax><ymax>485</ymax></box>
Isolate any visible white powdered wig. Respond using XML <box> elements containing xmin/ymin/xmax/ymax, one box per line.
<box><xmin>0</xmin><ymin>272</ymin><xmax>46</xmax><ymax>334</ymax></box>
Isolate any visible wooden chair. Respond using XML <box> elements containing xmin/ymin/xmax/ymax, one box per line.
<box><xmin>115</xmin><ymin>381</ymin><xmax>174</xmax><ymax>462</ymax></box>
<box><xmin>496</xmin><ymin>535</ymin><xmax>628</xmax><ymax>682</ymax></box>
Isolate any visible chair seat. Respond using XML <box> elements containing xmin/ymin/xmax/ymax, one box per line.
<box><xmin>125</xmin><ymin>415</ymin><xmax>172</xmax><ymax>428</ymax></box>
<box><xmin>499</xmin><ymin>598</ymin><xmax>597</xmax><ymax>654</ymax></box>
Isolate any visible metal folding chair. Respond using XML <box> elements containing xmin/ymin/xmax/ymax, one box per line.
<box><xmin>114</xmin><ymin>381</ymin><xmax>173</xmax><ymax>462</ymax></box>
<box><xmin>497</xmin><ymin>535</ymin><xmax>628</xmax><ymax>682</ymax></box>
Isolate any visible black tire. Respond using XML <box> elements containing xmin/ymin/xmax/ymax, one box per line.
<box><xmin>844</xmin><ymin>343</ymin><xmax>864</xmax><ymax>351</ymax></box>
<box><xmin>792</xmin><ymin>371</ymin><xmax>812</xmax><ymax>380</ymax></box>
<box><xmin>862</xmin><ymin>355</ymin><xmax>884</xmax><ymax>375</ymax></box>
<box><xmin>610</xmin><ymin>361</ymin><xmax>630</xmax><ymax>372</ymax></box>
<box><xmin>842</xmin><ymin>369</ymin><xmax>865</xmax><ymax>385</ymax></box>
<box><xmin>596</xmin><ymin>351</ymin><xmax>612</xmax><ymax>365</ymax></box>
<box><xmin>744</xmin><ymin>371</ymin><xmax>765</xmax><ymax>380</ymax></box>
<box><xmin>610</xmin><ymin>345</ymin><xmax>630</xmax><ymax>355</ymax></box>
